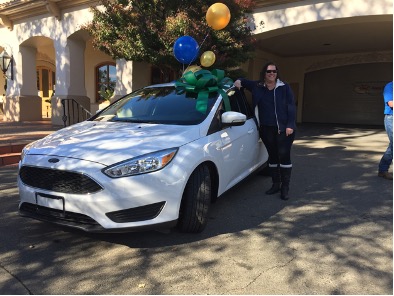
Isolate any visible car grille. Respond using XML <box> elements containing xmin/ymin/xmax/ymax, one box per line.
<box><xmin>20</xmin><ymin>202</ymin><xmax>100</xmax><ymax>226</ymax></box>
<box><xmin>106</xmin><ymin>201</ymin><xmax>166</xmax><ymax>223</ymax></box>
<box><xmin>19</xmin><ymin>166</ymin><xmax>103</xmax><ymax>194</ymax></box>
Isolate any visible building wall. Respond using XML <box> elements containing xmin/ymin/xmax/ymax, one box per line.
<box><xmin>251</xmin><ymin>0</ymin><xmax>392</xmax><ymax>33</ymax></box>
<box><xmin>85</xmin><ymin>40</ymin><xmax>114</xmax><ymax>109</ymax></box>
<box><xmin>302</xmin><ymin>62</ymin><xmax>392</xmax><ymax>125</ymax></box>
<box><xmin>247</xmin><ymin>0</ymin><xmax>393</xmax><ymax>125</ymax></box>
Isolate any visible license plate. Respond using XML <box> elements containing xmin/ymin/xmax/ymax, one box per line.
<box><xmin>35</xmin><ymin>192</ymin><xmax>65</xmax><ymax>216</ymax></box>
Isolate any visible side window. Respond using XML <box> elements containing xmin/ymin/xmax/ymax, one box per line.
<box><xmin>96</xmin><ymin>63</ymin><xmax>116</xmax><ymax>103</ymax></box>
<box><xmin>207</xmin><ymin>102</ymin><xmax>225</xmax><ymax>135</ymax></box>
<box><xmin>228</xmin><ymin>89</ymin><xmax>253</xmax><ymax>118</ymax></box>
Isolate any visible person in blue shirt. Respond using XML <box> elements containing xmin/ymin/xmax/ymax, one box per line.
<box><xmin>378</xmin><ymin>81</ymin><xmax>393</xmax><ymax>180</ymax></box>
<box><xmin>234</xmin><ymin>62</ymin><xmax>296</xmax><ymax>200</ymax></box>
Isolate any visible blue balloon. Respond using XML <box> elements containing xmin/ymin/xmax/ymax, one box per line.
<box><xmin>173</xmin><ymin>36</ymin><xmax>199</xmax><ymax>64</ymax></box>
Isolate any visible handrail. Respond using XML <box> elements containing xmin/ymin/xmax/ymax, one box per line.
<box><xmin>61</xmin><ymin>98</ymin><xmax>92</xmax><ymax>127</ymax></box>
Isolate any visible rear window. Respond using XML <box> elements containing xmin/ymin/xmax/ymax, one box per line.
<box><xmin>93</xmin><ymin>86</ymin><xmax>219</xmax><ymax>125</ymax></box>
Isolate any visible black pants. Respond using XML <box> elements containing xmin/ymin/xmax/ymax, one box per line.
<box><xmin>260</xmin><ymin>125</ymin><xmax>295</xmax><ymax>167</ymax></box>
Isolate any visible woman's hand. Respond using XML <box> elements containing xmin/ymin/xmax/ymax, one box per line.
<box><xmin>233</xmin><ymin>80</ymin><xmax>242</xmax><ymax>89</ymax></box>
<box><xmin>286</xmin><ymin>128</ymin><xmax>294</xmax><ymax>136</ymax></box>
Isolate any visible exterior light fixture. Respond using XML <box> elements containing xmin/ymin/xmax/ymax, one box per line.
<box><xmin>0</xmin><ymin>50</ymin><xmax>13</xmax><ymax>81</ymax></box>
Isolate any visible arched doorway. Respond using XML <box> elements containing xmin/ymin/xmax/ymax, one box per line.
<box><xmin>37</xmin><ymin>66</ymin><xmax>55</xmax><ymax>118</ymax></box>
<box><xmin>19</xmin><ymin>36</ymin><xmax>56</xmax><ymax>121</ymax></box>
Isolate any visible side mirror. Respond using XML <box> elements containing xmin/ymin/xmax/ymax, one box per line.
<box><xmin>221</xmin><ymin>111</ymin><xmax>246</xmax><ymax>127</ymax></box>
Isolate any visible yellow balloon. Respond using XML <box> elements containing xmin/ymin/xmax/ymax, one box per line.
<box><xmin>200</xmin><ymin>51</ymin><xmax>216</xmax><ymax>67</ymax></box>
<box><xmin>206</xmin><ymin>3</ymin><xmax>231</xmax><ymax>30</ymax></box>
<box><xmin>183</xmin><ymin>64</ymin><xmax>201</xmax><ymax>74</ymax></box>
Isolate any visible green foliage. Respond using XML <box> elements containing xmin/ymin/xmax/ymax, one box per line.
<box><xmin>82</xmin><ymin>0</ymin><xmax>257</xmax><ymax>78</ymax></box>
<box><xmin>98</xmin><ymin>89</ymin><xmax>114</xmax><ymax>101</ymax></box>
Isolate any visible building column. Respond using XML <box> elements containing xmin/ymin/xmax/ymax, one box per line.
<box><xmin>3</xmin><ymin>46</ymin><xmax>42</xmax><ymax>121</ymax></box>
<box><xmin>52</xmin><ymin>38</ymin><xmax>90</xmax><ymax>126</ymax></box>
<box><xmin>109</xmin><ymin>59</ymin><xmax>151</xmax><ymax>103</ymax></box>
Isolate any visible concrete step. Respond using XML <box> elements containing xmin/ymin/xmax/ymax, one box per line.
<box><xmin>0</xmin><ymin>143</ymin><xmax>26</xmax><ymax>155</ymax></box>
<box><xmin>0</xmin><ymin>143</ymin><xmax>26</xmax><ymax>167</ymax></box>
<box><xmin>0</xmin><ymin>152</ymin><xmax>21</xmax><ymax>166</ymax></box>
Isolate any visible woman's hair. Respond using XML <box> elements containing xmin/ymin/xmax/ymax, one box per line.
<box><xmin>260</xmin><ymin>61</ymin><xmax>281</xmax><ymax>81</ymax></box>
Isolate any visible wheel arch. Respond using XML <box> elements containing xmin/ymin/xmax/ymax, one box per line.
<box><xmin>202</xmin><ymin>160</ymin><xmax>219</xmax><ymax>203</ymax></box>
<box><xmin>177</xmin><ymin>161</ymin><xmax>217</xmax><ymax>233</ymax></box>
<box><xmin>179</xmin><ymin>160</ymin><xmax>219</xmax><ymax>207</ymax></box>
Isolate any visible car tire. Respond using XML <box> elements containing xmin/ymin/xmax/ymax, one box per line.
<box><xmin>177</xmin><ymin>164</ymin><xmax>211</xmax><ymax>233</ymax></box>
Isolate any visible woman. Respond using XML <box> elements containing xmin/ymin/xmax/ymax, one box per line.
<box><xmin>234</xmin><ymin>62</ymin><xmax>296</xmax><ymax>200</ymax></box>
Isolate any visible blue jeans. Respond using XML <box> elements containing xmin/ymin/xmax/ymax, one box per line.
<box><xmin>379</xmin><ymin>115</ymin><xmax>393</xmax><ymax>172</ymax></box>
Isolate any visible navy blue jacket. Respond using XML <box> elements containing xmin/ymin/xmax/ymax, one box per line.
<box><xmin>239</xmin><ymin>78</ymin><xmax>297</xmax><ymax>133</ymax></box>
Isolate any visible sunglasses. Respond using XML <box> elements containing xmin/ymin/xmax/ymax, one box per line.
<box><xmin>266</xmin><ymin>70</ymin><xmax>277</xmax><ymax>74</ymax></box>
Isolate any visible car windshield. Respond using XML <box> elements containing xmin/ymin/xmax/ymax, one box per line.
<box><xmin>93</xmin><ymin>86</ymin><xmax>219</xmax><ymax>125</ymax></box>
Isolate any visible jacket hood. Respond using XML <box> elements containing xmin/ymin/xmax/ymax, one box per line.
<box><xmin>275</xmin><ymin>79</ymin><xmax>285</xmax><ymax>88</ymax></box>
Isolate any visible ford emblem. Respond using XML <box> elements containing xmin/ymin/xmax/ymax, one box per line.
<box><xmin>48</xmin><ymin>158</ymin><xmax>60</xmax><ymax>163</ymax></box>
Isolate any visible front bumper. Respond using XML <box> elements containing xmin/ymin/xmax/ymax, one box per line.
<box><xmin>17</xmin><ymin>154</ymin><xmax>187</xmax><ymax>232</ymax></box>
<box><xmin>19</xmin><ymin>202</ymin><xmax>177</xmax><ymax>233</ymax></box>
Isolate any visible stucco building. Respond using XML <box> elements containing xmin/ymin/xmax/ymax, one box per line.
<box><xmin>0</xmin><ymin>0</ymin><xmax>392</xmax><ymax>125</ymax></box>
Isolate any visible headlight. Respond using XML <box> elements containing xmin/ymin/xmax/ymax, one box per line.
<box><xmin>102</xmin><ymin>148</ymin><xmax>178</xmax><ymax>178</ymax></box>
<box><xmin>20</xmin><ymin>142</ymin><xmax>34</xmax><ymax>161</ymax></box>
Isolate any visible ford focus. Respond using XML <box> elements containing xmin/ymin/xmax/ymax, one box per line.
<box><xmin>17</xmin><ymin>81</ymin><xmax>268</xmax><ymax>233</ymax></box>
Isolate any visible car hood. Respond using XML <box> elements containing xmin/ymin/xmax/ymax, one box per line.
<box><xmin>26</xmin><ymin>121</ymin><xmax>201</xmax><ymax>165</ymax></box>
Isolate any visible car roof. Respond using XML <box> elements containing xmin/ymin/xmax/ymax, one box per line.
<box><xmin>143</xmin><ymin>81</ymin><xmax>235</xmax><ymax>92</ymax></box>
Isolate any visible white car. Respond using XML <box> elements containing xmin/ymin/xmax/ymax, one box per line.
<box><xmin>17</xmin><ymin>82</ymin><xmax>268</xmax><ymax>233</ymax></box>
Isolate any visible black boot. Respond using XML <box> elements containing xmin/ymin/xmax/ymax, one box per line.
<box><xmin>265</xmin><ymin>166</ymin><xmax>281</xmax><ymax>195</ymax></box>
<box><xmin>280</xmin><ymin>167</ymin><xmax>292</xmax><ymax>200</ymax></box>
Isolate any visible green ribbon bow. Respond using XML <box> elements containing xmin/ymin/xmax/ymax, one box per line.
<box><xmin>175</xmin><ymin>68</ymin><xmax>233</xmax><ymax>114</ymax></box>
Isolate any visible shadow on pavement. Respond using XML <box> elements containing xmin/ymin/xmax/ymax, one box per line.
<box><xmin>0</xmin><ymin>123</ymin><xmax>392</xmax><ymax>295</ymax></box>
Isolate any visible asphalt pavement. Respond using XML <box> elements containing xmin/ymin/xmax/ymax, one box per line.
<box><xmin>0</xmin><ymin>123</ymin><xmax>392</xmax><ymax>294</ymax></box>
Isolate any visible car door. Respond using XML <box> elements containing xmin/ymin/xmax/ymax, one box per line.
<box><xmin>217</xmin><ymin>89</ymin><xmax>261</xmax><ymax>190</ymax></box>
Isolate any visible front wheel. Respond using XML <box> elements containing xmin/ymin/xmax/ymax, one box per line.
<box><xmin>177</xmin><ymin>165</ymin><xmax>211</xmax><ymax>233</ymax></box>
